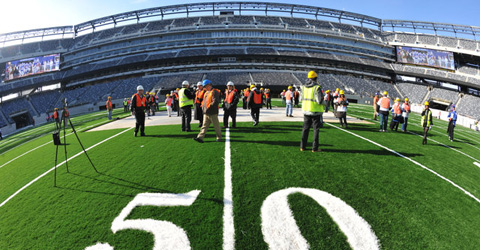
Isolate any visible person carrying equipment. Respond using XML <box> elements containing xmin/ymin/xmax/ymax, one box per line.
<box><xmin>447</xmin><ymin>105</ymin><xmax>457</xmax><ymax>142</ymax></box>
<box><xmin>389</xmin><ymin>98</ymin><xmax>402</xmax><ymax>131</ymax></box>
<box><xmin>223</xmin><ymin>81</ymin><xmax>239</xmax><ymax>128</ymax></box>
<box><xmin>285</xmin><ymin>86</ymin><xmax>294</xmax><ymax>117</ymax></box>
<box><xmin>165</xmin><ymin>94</ymin><xmax>173</xmax><ymax>117</ymax></box>
<box><xmin>106</xmin><ymin>96</ymin><xmax>113</xmax><ymax>120</ymax></box>
<box><xmin>123</xmin><ymin>98</ymin><xmax>129</xmax><ymax>112</ymax></box>
<box><xmin>401</xmin><ymin>98</ymin><xmax>411</xmax><ymax>132</ymax></box>
<box><xmin>421</xmin><ymin>101</ymin><xmax>433</xmax><ymax>145</ymax></box>
<box><xmin>131</xmin><ymin>85</ymin><xmax>147</xmax><ymax>137</ymax></box>
<box><xmin>264</xmin><ymin>88</ymin><xmax>272</xmax><ymax>109</ymax></box>
<box><xmin>335</xmin><ymin>90</ymin><xmax>348</xmax><ymax>128</ymax></box>
<box><xmin>247</xmin><ymin>84</ymin><xmax>264</xmax><ymax>126</ymax></box>
<box><xmin>194</xmin><ymin>81</ymin><xmax>205</xmax><ymax>127</ymax></box>
<box><xmin>377</xmin><ymin>91</ymin><xmax>391</xmax><ymax>132</ymax></box>
<box><xmin>243</xmin><ymin>87</ymin><xmax>250</xmax><ymax>110</ymax></box>
<box><xmin>300</xmin><ymin>71</ymin><xmax>324</xmax><ymax>152</ymax></box>
<box><xmin>194</xmin><ymin>80</ymin><xmax>222</xmax><ymax>143</ymax></box>
<box><xmin>179</xmin><ymin>81</ymin><xmax>195</xmax><ymax>132</ymax></box>
<box><xmin>373</xmin><ymin>92</ymin><xmax>380</xmax><ymax>120</ymax></box>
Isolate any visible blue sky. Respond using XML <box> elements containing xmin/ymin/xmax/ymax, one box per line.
<box><xmin>1</xmin><ymin>0</ymin><xmax>479</xmax><ymax>34</ymax></box>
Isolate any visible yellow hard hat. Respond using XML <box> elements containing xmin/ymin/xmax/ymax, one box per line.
<box><xmin>405</xmin><ymin>98</ymin><xmax>409</xmax><ymax>102</ymax></box>
<box><xmin>176</xmin><ymin>88</ymin><xmax>180</xmax><ymax>91</ymax></box>
<box><xmin>339</xmin><ymin>90</ymin><xmax>345</xmax><ymax>95</ymax></box>
<box><xmin>108</xmin><ymin>96</ymin><xmax>111</xmax><ymax>99</ymax></box>
<box><xmin>260</xmin><ymin>88</ymin><xmax>264</xmax><ymax>91</ymax></box>
<box><xmin>395</xmin><ymin>98</ymin><xmax>400</xmax><ymax>102</ymax></box>
<box><xmin>424</xmin><ymin>101</ymin><xmax>429</xmax><ymax>106</ymax></box>
<box><xmin>307</xmin><ymin>71</ymin><xmax>317</xmax><ymax>79</ymax></box>
<box><xmin>383</xmin><ymin>91</ymin><xmax>388</xmax><ymax>96</ymax></box>
<box><xmin>151</xmin><ymin>92</ymin><xmax>155</xmax><ymax>95</ymax></box>
<box><xmin>146</xmin><ymin>92</ymin><xmax>149</xmax><ymax>95</ymax></box>
<box><xmin>283</xmin><ymin>89</ymin><xmax>286</xmax><ymax>92</ymax></box>
<box><xmin>288</xmin><ymin>86</ymin><xmax>293</xmax><ymax>89</ymax></box>
<box><xmin>166</xmin><ymin>94</ymin><xmax>170</xmax><ymax>97</ymax></box>
<box><xmin>325</xmin><ymin>90</ymin><xmax>330</xmax><ymax>93</ymax></box>
<box><xmin>250</xmin><ymin>84</ymin><xmax>256</xmax><ymax>89</ymax></box>
<box><xmin>54</xmin><ymin>108</ymin><xmax>58</xmax><ymax>111</ymax></box>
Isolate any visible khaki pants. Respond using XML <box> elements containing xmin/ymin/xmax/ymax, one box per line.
<box><xmin>197</xmin><ymin>114</ymin><xmax>222</xmax><ymax>140</ymax></box>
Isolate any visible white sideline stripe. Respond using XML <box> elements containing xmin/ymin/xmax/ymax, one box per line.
<box><xmin>0</xmin><ymin>133</ymin><xmax>72</xmax><ymax>169</ymax></box>
<box><xmin>0</xmin><ymin>120</ymin><xmax>108</xmax><ymax>169</ymax></box>
<box><xmin>326</xmin><ymin>123</ymin><xmax>480</xmax><ymax>204</ymax></box>
<box><xmin>474</xmin><ymin>162</ymin><xmax>480</xmax><ymax>168</ymax></box>
<box><xmin>223</xmin><ymin>128</ymin><xmax>234</xmax><ymax>250</ymax></box>
<box><xmin>0</xmin><ymin>127</ymin><xmax>133</xmax><ymax>208</ymax></box>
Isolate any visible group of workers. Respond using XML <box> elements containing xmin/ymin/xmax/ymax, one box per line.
<box><xmin>126</xmin><ymin>70</ymin><xmax>460</xmax><ymax>148</ymax></box>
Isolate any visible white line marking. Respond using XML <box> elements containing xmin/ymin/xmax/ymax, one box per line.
<box><xmin>0</xmin><ymin>127</ymin><xmax>133</xmax><ymax>208</ymax></box>
<box><xmin>474</xmin><ymin>162</ymin><xmax>480</xmax><ymax>168</ymax></box>
<box><xmin>0</xmin><ymin>120</ymin><xmax>109</xmax><ymax>169</ymax></box>
<box><xmin>326</xmin><ymin>123</ymin><xmax>480</xmax><ymax>204</ymax></box>
<box><xmin>223</xmin><ymin>128</ymin><xmax>235</xmax><ymax>250</ymax></box>
<box><xmin>261</xmin><ymin>188</ymin><xmax>380</xmax><ymax>250</ymax></box>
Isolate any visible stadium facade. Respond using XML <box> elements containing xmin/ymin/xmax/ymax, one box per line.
<box><xmin>0</xmin><ymin>2</ymin><xmax>479</xmax><ymax>134</ymax></box>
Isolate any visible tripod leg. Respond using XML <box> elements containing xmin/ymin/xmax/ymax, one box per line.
<box><xmin>63</xmin><ymin>117</ymin><xmax>69</xmax><ymax>173</ymax></box>
<box><xmin>68</xmin><ymin>118</ymin><xmax>99</xmax><ymax>173</ymax></box>
<box><xmin>54</xmin><ymin>144</ymin><xmax>59</xmax><ymax>187</ymax></box>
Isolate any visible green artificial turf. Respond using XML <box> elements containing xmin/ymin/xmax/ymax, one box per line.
<box><xmin>1</xmin><ymin>104</ymin><xmax>480</xmax><ymax>249</ymax></box>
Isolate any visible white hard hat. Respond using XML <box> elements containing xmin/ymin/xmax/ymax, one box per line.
<box><xmin>137</xmin><ymin>85</ymin><xmax>144</xmax><ymax>91</ymax></box>
<box><xmin>182</xmin><ymin>80</ymin><xmax>189</xmax><ymax>86</ymax></box>
<box><xmin>197</xmin><ymin>82</ymin><xmax>202</xmax><ymax>86</ymax></box>
<box><xmin>227</xmin><ymin>81</ymin><xmax>234</xmax><ymax>86</ymax></box>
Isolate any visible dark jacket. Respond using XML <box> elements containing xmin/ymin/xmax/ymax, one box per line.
<box><xmin>202</xmin><ymin>88</ymin><xmax>221</xmax><ymax>115</ymax></box>
<box><xmin>247</xmin><ymin>89</ymin><xmax>263</xmax><ymax>109</ymax></box>
<box><xmin>223</xmin><ymin>89</ymin><xmax>239</xmax><ymax>110</ymax></box>
<box><xmin>131</xmin><ymin>93</ymin><xmax>146</xmax><ymax>112</ymax></box>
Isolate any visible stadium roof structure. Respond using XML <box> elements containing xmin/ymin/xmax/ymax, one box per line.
<box><xmin>73</xmin><ymin>2</ymin><xmax>382</xmax><ymax>33</ymax></box>
<box><xmin>0</xmin><ymin>26</ymin><xmax>74</xmax><ymax>45</ymax></box>
<box><xmin>382</xmin><ymin>19</ymin><xmax>480</xmax><ymax>38</ymax></box>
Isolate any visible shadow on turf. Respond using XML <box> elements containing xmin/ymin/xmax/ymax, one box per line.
<box><xmin>321</xmin><ymin>148</ymin><xmax>423</xmax><ymax>157</ymax></box>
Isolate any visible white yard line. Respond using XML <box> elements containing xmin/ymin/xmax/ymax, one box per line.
<box><xmin>474</xmin><ymin>162</ymin><xmax>480</xmax><ymax>169</ymax></box>
<box><xmin>223</xmin><ymin>128</ymin><xmax>235</xmax><ymax>250</ymax></box>
<box><xmin>0</xmin><ymin>127</ymin><xmax>133</xmax><ymax>208</ymax></box>
<box><xmin>326</xmin><ymin>122</ymin><xmax>480</xmax><ymax>204</ymax></box>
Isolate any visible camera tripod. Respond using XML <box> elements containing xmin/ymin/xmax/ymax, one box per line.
<box><xmin>53</xmin><ymin>108</ymin><xmax>98</xmax><ymax>187</ymax></box>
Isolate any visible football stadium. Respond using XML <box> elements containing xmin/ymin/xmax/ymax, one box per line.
<box><xmin>1</xmin><ymin>1</ymin><xmax>480</xmax><ymax>249</ymax></box>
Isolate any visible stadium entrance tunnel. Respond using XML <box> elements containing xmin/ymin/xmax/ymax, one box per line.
<box><xmin>11</xmin><ymin>112</ymin><xmax>34</xmax><ymax>129</ymax></box>
<box><xmin>428</xmin><ymin>99</ymin><xmax>450</xmax><ymax>111</ymax></box>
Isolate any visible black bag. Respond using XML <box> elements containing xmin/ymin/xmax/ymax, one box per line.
<box><xmin>53</xmin><ymin>132</ymin><xmax>61</xmax><ymax>145</ymax></box>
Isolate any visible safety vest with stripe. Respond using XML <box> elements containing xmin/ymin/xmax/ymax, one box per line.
<box><xmin>402</xmin><ymin>103</ymin><xmax>410</xmax><ymax>118</ymax></box>
<box><xmin>302</xmin><ymin>85</ymin><xmax>324</xmax><ymax>113</ymax></box>
<box><xmin>392</xmin><ymin>103</ymin><xmax>401</xmax><ymax>115</ymax></box>
<box><xmin>203</xmin><ymin>89</ymin><xmax>221</xmax><ymax>109</ymax></box>
<box><xmin>378</xmin><ymin>97</ymin><xmax>390</xmax><ymax>112</ymax></box>
<box><xmin>265</xmin><ymin>93</ymin><xmax>270</xmax><ymax>99</ymax></box>
<box><xmin>248</xmin><ymin>91</ymin><xmax>262</xmax><ymax>104</ymax></box>
<box><xmin>195</xmin><ymin>89</ymin><xmax>205</xmax><ymax>104</ymax></box>
<box><xmin>421</xmin><ymin>109</ymin><xmax>433</xmax><ymax>127</ymax></box>
<box><xmin>244</xmin><ymin>89</ymin><xmax>250</xmax><ymax>98</ymax></box>
<box><xmin>179</xmin><ymin>88</ymin><xmax>193</xmax><ymax>108</ymax></box>
<box><xmin>133</xmin><ymin>93</ymin><xmax>146</xmax><ymax>107</ymax></box>
<box><xmin>106</xmin><ymin>100</ymin><xmax>112</xmax><ymax>110</ymax></box>
<box><xmin>225</xmin><ymin>89</ymin><xmax>236</xmax><ymax>104</ymax></box>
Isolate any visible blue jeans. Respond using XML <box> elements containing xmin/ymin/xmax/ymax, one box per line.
<box><xmin>402</xmin><ymin>117</ymin><xmax>408</xmax><ymax>131</ymax></box>
<box><xmin>286</xmin><ymin>102</ymin><xmax>293</xmax><ymax>116</ymax></box>
<box><xmin>380</xmin><ymin>113</ymin><xmax>388</xmax><ymax>130</ymax></box>
<box><xmin>108</xmin><ymin>110</ymin><xmax>112</xmax><ymax>120</ymax></box>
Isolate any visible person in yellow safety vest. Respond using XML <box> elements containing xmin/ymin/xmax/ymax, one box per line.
<box><xmin>165</xmin><ymin>94</ymin><xmax>173</xmax><ymax>117</ymax></box>
<box><xmin>300</xmin><ymin>71</ymin><xmax>324</xmax><ymax>152</ymax></box>
<box><xmin>247</xmin><ymin>84</ymin><xmax>264</xmax><ymax>126</ymax></box>
<box><xmin>194</xmin><ymin>82</ymin><xmax>205</xmax><ymax>127</ymax></box>
<box><xmin>106</xmin><ymin>96</ymin><xmax>113</xmax><ymax>120</ymax></box>
<box><xmin>401</xmin><ymin>98</ymin><xmax>411</xmax><ymax>132</ymax></box>
<box><xmin>377</xmin><ymin>91</ymin><xmax>391</xmax><ymax>132</ymax></box>
<box><xmin>421</xmin><ymin>101</ymin><xmax>433</xmax><ymax>145</ymax></box>
<box><xmin>373</xmin><ymin>92</ymin><xmax>380</xmax><ymax>120</ymax></box>
<box><xmin>179</xmin><ymin>81</ymin><xmax>195</xmax><ymax>132</ymax></box>
<box><xmin>123</xmin><ymin>98</ymin><xmax>129</xmax><ymax>112</ymax></box>
<box><xmin>285</xmin><ymin>86</ymin><xmax>294</xmax><ymax>117</ymax></box>
<box><xmin>389</xmin><ymin>98</ymin><xmax>402</xmax><ymax>131</ymax></box>
<box><xmin>334</xmin><ymin>90</ymin><xmax>349</xmax><ymax>128</ymax></box>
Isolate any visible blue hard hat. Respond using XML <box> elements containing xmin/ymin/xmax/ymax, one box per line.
<box><xmin>202</xmin><ymin>79</ymin><xmax>212</xmax><ymax>86</ymax></box>
<box><xmin>375</xmin><ymin>92</ymin><xmax>379</xmax><ymax>95</ymax></box>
